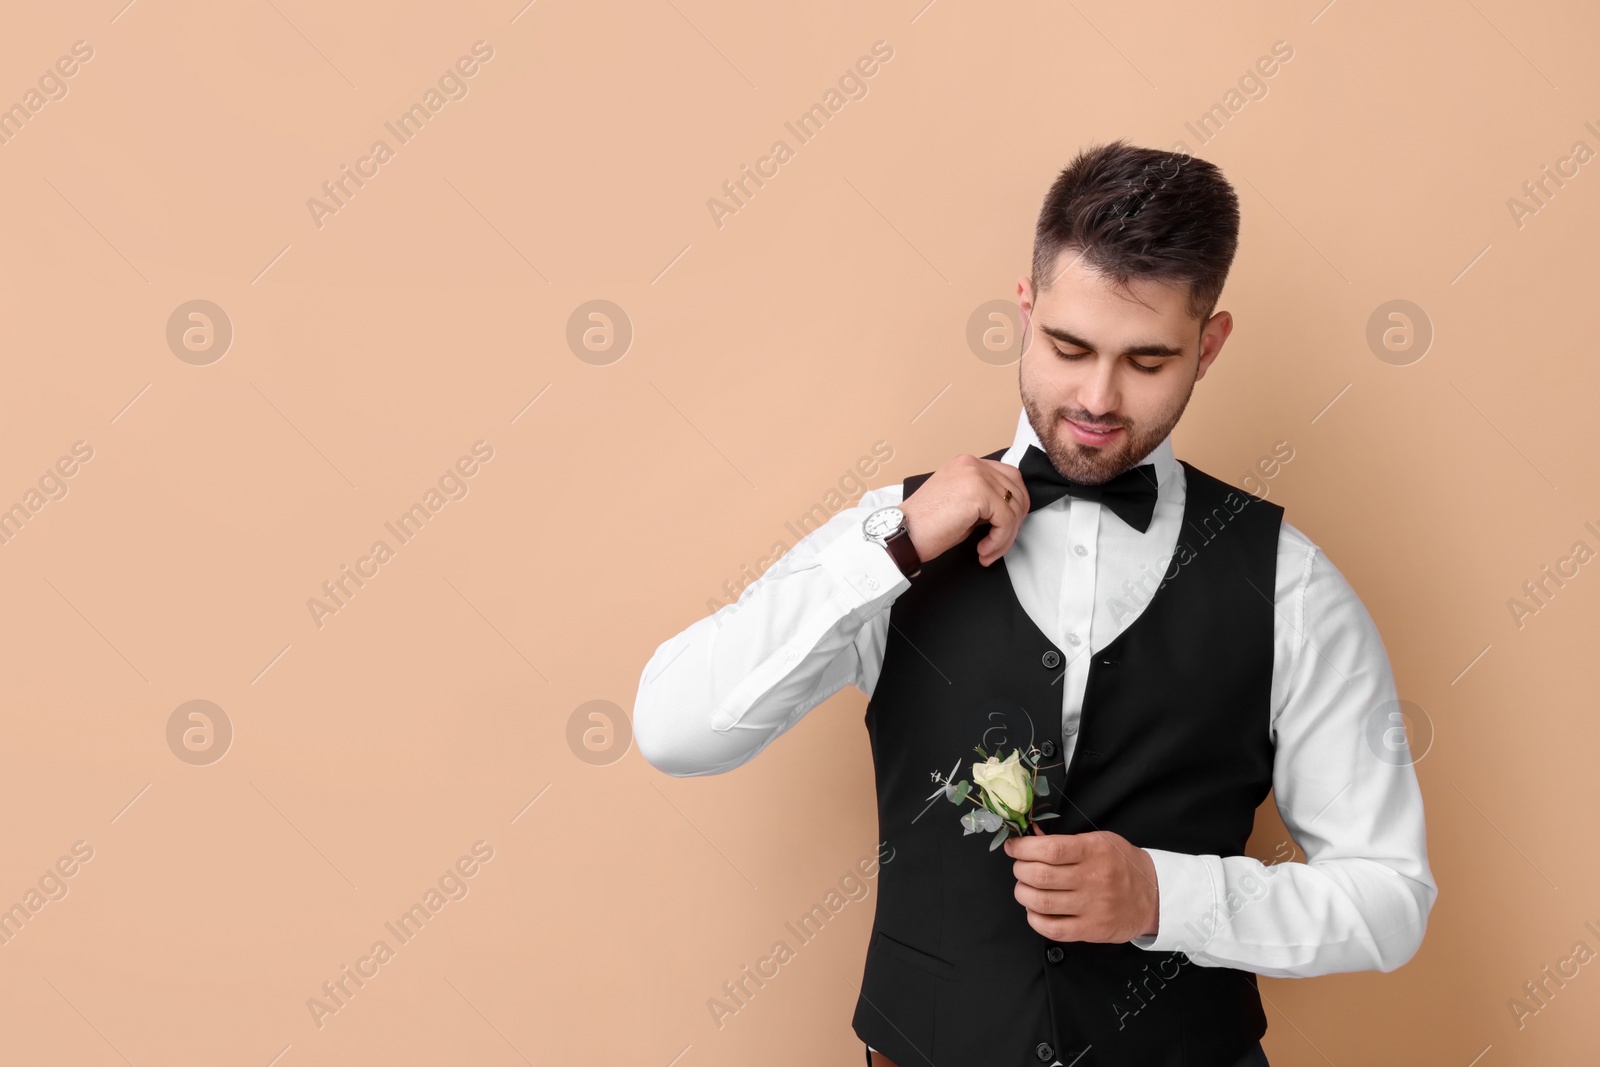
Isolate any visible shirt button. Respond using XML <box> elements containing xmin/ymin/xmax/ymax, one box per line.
<box><xmin>1041</xmin><ymin>650</ymin><xmax>1061</xmax><ymax>669</ymax></box>
<box><xmin>1035</xmin><ymin>1042</ymin><xmax>1055</xmax><ymax>1062</ymax></box>
<box><xmin>1046</xmin><ymin>946</ymin><xmax>1064</xmax><ymax>963</ymax></box>
<box><xmin>1065</xmin><ymin>633</ymin><xmax>1080</xmax><ymax>646</ymax></box>
<box><xmin>1040</xmin><ymin>740</ymin><xmax>1056</xmax><ymax>757</ymax></box>
<box><xmin>865</xmin><ymin>576</ymin><xmax>879</xmax><ymax>590</ymax></box>
<box><xmin>1074</xmin><ymin>544</ymin><xmax>1087</xmax><ymax>556</ymax></box>
<box><xmin>1063</xmin><ymin>723</ymin><xmax>1077</xmax><ymax>736</ymax></box>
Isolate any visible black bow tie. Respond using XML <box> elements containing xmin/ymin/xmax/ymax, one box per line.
<box><xmin>1017</xmin><ymin>443</ymin><xmax>1159</xmax><ymax>533</ymax></box>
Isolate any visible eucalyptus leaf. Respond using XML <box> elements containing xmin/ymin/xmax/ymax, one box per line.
<box><xmin>954</xmin><ymin>780</ymin><xmax>971</xmax><ymax>802</ymax></box>
<box><xmin>1034</xmin><ymin>775</ymin><xmax>1050</xmax><ymax>797</ymax></box>
<box><xmin>961</xmin><ymin>808</ymin><xmax>1003</xmax><ymax>835</ymax></box>
<box><xmin>1032</xmin><ymin>812</ymin><xmax>1060</xmax><ymax>821</ymax></box>
<box><xmin>989</xmin><ymin>826</ymin><xmax>1011</xmax><ymax>851</ymax></box>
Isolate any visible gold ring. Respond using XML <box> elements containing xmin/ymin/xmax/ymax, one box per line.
<box><xmin>1004</xmin><ymin>489</ymin><xmax>1013</xmax><ymax>503</ymax></box>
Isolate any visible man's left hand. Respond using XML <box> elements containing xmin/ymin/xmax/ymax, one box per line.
<box><xmin>1003</xmin><ymin>829</ymin><xmax>1160</xmax><ymax>943</ymax></box>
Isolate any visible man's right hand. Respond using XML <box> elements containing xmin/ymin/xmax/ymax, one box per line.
<box><xmin>899</xmin><ymin>454</ymin><xmax>1030</xmax><ymax>569</ymax></box>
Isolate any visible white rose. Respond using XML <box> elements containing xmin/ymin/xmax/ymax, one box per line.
<box><xmin>971</xmin><ymin>749</ymin><xmax>1031</xmax><ymax>818</ymax></box>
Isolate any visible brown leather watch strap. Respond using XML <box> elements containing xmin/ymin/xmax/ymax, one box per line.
<box><xmin>882</xmin><ymin>526</ymin><xmax>921</xmax><ymax>579</ymax></box>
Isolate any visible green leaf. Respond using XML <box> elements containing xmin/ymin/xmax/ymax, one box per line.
<box><xmin>954</xmin><ymin>780</ymin><xmax>971</xmax><ymax>802</ymax></box>
<box><xmin>989</xmin><ymin>826</ymin><xmax>1011</xmax><ymax>851</ymax></box>
<box><xmin>1032</xmin><ymin>812</ymin><xmax>1060</xmax><ymax>821</ymax></box>
<box><xmin>1034</xmin><ymin>775</ymin><xmax>1050</xmax><ymax>797</ymax></box>
<box><xmin>962</xmin><ymin>808</ymin><xmax>1003</xmax><ymax>835</ymax></box>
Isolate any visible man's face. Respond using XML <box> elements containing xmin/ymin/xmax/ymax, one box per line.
<box><xmin>1017</xmin><ymin>248</ymin><xmax>1232</xmax><ymax>485</ymax></box>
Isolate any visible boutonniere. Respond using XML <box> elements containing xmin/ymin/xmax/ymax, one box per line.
<box><xmin>928</xmin><ymin>744</ymin><xmax>1058</xmax><ymax>850</ymax></box>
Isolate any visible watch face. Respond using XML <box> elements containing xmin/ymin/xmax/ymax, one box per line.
<box><xmin>863</xmin><ymin>506</ymin><xmax>905</xmax><ymax>541</ymax></box>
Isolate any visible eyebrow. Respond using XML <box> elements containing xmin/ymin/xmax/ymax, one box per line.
<box><xmin>1038</xmin><ymin>323</ymin><xmax>1185</xmax><ymax>358</ymax></box>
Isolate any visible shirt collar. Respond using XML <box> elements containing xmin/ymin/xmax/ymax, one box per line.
<box><xmin>999</xmin><ymin>406</ymin><xmax>1178</xmax><ymax>489</ymax></box>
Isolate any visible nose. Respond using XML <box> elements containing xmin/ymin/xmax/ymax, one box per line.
<box><xmin>1075</xmin><ymin>357</ymin><xmax>1120</xmax><ymax>422</ymax></box>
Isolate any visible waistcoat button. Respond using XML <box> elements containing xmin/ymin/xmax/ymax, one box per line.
<box><xmin>1041</xmin><ymin>650</ymin><xmax>1061</xmax><ymax>668</ymax></box>
<box><xmin>1035</xmin><ymin>1042</ymin><xmax>1055</xmax><ymax>1061</ymax></box>
<box><xmin>1046</xmin><ymin>946</ymin><xmax>1064</xmax><ymax>963</ymax></box>
<box><xmin>1040</xmin><ymin>739</ymin><xmax>1056</xmax><ymax>757</ymax></box>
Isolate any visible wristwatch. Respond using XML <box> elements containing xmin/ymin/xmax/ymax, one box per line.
<box><xmin>863</xmin><ymin>505</ymin><xmax>922</xmax><ymax>579</ymax></box>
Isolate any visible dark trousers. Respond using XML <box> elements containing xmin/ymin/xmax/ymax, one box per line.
<box><xmin>864</xmin><ymin>1040</ymin><xmax>1269</xmax><ymax>1066</ymax></box>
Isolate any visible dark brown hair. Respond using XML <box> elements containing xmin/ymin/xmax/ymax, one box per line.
<box><xmin>1031</xmin><ymin>140</ymin><xmax>1240</xmax><ymax>322</ymax></box>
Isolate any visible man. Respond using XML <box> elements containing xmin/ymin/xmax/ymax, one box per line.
<box><xmin>634</xmin><ymin>141</ymin><xmax>1436</xmax><ymax>1066</ymax></box>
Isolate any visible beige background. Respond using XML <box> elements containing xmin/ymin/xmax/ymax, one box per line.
<box><xmin>0</xmin><ymin>0</ymin><xmax>1595</xmax><ymax>1064</ymax></box>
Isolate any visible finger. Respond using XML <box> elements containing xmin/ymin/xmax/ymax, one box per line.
<box><xmin>989</xmin><ymin>466</ymin><xmax>1029</xmax><ymax>557</ymax></box>
<box><xmin>1005</xmin><ymin>833</ymin><xmax>1070</xmax><ymax>862</ymax></box>
<box><xmin>1023</xmin><ymin>907</ymin><xmax>1089</xmax><ymax>943</ymax></box>
<box><xmin>975</xmin><ymin>465</ymin><xmax>1028</xmax><ymax>563</ymax></box>
<box><xmin>1013</xmin><ymin>836</ymin><xmax>1090</xmax><ymax>871</ymax></box>
<box><xmin>1012</xmin><ymin>858</ymin><xmax>1082</xmax><ymax>890</ymax></box>
<box><xmin>1015</xmin><ymin>883</ymin><xmax>1083</xmax><ymax>916</ymax></box>
<box><xmin>987</xmin><ymin>459</ymin><xmax>1028</xmax><ymax>511</ymax></box>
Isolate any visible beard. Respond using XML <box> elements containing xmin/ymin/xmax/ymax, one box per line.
<box><xmin>1019</xmin><ymin>371</ymin><xmax>1194</xmax><ymax>485</ymax></box>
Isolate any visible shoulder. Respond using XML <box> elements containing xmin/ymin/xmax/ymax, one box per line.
<box><xmin>1277</xmin><ymin>516</ymin><xmax>1318</xmax><ymax>567</ymax></box>
<box><xmin>1180</xmin><ymin>459</ymin><xmax>1285</xmax><ymax>519</ymax></box>
<box><xmin>1273</xmin><ymin>518</ymin><xmax>1385</xmax><ymax>644</ymax></box>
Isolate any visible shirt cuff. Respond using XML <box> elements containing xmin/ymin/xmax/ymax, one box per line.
<box><xmin>814</xmin><ymin>518</ymin><xmax>911</xmax><ymax>611</ymax></box>
<box><xmin>1127</xmin><ymin>848</ymin><xmax>1221</xmax><ymax>956</ymax></box>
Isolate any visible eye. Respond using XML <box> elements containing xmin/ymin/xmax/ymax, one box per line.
<box><xmin>1054</xmin><ymin>345</ymin><xmax>1164</xmax><ymax>375</ymax></box>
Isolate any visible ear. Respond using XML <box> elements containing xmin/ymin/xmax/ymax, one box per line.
<box><xmin>1194</xmin><ymin>310</ymin><xmax>1233</xmax><ymax>383</ymax></box>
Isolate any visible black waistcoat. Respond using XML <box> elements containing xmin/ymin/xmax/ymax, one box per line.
<box><xmin>851</xmin><ymin>447</ymin><xmax>1283</xmax><ymax>1067</ymax></box>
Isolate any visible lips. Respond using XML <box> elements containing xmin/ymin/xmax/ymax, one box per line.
<box><xmin>1064</xmin><ymin>417</ymin><xmax>1123</xmax><ymax>445</ymax></box>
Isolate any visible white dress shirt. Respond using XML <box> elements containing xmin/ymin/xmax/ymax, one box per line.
<box><xmin>635</xmin><ymin>407</ymin><xmax>1437</xmax><ymax>982</ymax></box>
